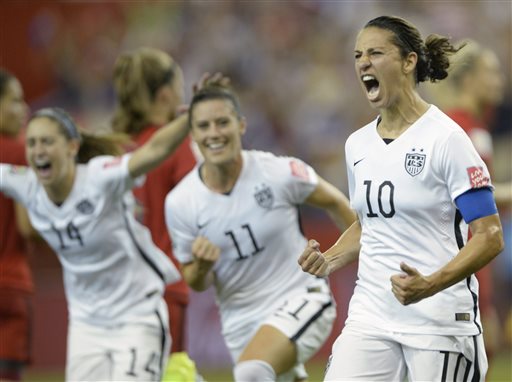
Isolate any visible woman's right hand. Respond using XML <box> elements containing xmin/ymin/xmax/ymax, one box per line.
<box><xmin>298</xmin><ymin>239</ymin><xmax>330</xmax><ymax>277</ymax></box>
<box><xmin>192</xmin><ymin>236</ymin><xmax>220</xmax><ymax>272</ymax></box>
<box><xmin>193</xmin><ymin>72</ymin><xmax>231</xmax><ymax>94</ymax></box>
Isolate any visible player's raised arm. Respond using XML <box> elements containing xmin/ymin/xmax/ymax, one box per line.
<box><xmin>127</xmin><ymin>113</ymin><xmax>189</xmax><ymax>178</ymax></box>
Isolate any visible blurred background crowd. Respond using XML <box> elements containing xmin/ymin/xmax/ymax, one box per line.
<box><xmin>1</xmin><ymin>0</ymin><xmax>511</xmax><ymax>376</ymax></box>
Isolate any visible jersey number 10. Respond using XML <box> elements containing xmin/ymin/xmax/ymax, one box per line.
<box><xmin>364</xmin><ymin>180</ymin><xmax>396</xmax><ymax>218</ymax></box>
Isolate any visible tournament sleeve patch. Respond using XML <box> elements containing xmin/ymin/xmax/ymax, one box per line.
<box><xmin>289</xmin><ymin>160</ymin><xmax>309</xmax><ymax>181</ymax></box>
<box><xmin>466</xmin><ymin>166</ymin><xmax>489</xmax><ymax>188</ymax></box>
<box><xmin>102</xmin><ymin>157</ymin><xmax>123</xmax><ymax>168</ymax></box>
<box><xmin>8</xmin><ymin>165</ymin><xmax>28</xmax><ymax>174</ymax></box>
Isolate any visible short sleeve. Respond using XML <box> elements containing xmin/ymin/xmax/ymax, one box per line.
<box><xmin>280</xmin><ymin>157</ymin><xmax>319</xmax><ymax>204</ymax></box>
<box><xmin>437</xmin><ymin>131</ymin><xmax>493</xmax><ymax>201</ymax></box>
<box><xmin>89</xmin><ymin>154</ymin><xmax>145</xmax><ymax>197</ymax></box>
<box><xmin>344</xmin><ymin>136</ymin><xmax>356</xmax><ymax>207</ymax></box>
<box><xmin>0</xmin><ymin>164</ymin><xmax>35</xmax><ymax>205</ymax></box>
<box><xmin>164</xmin><ymin>191</ymin><xmax>195</xmax><ymax>264</ymax></box>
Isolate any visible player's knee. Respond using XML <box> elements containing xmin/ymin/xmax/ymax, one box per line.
<box><xmin>233</xmin><ymin>360</ymin><xmax>276</xmax><ymax>382</ymax></box>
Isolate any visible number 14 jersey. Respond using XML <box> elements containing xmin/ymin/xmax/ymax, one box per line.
<box><xmin>0</xmin><ymin>154</ymin><xmax>180</xmax><ymax>326</ymax></box>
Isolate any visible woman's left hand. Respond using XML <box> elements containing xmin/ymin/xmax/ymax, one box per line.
<box><xmin>390</xmin><ymin>262</ymin><xmax>434</xmax><ymax>305</ymax></box>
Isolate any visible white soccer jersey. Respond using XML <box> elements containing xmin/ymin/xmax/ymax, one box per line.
<box><xmin>0</xmin><ymin>154</ymin><xmax>180</xmax><ymax>326</ymax></box>
<box><xmin>345</xmin><ymin>105</ymin><xmax>493</xmax><ymax>337</ymax></box>
<box><xmin>165</xmin><ymin>150</ymin><xmax>328</xmax><ymax>347</ymax></box>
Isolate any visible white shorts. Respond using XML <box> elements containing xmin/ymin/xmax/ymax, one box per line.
<box><xmin>325</xmin><ymin>321</ymin><xmax>488</xmax><ymax>381</ymax></box>
<box><xmin>66</xmin><ymin>300</ymin><xmax>170</xmax><ymax>381</ymax></box>
<box><xmin>228</xmin><ymin>283</ymin><xmax>336</xmax><ymax>381</ymax></box>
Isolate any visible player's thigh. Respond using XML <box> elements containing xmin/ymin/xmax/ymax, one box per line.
<box><xmin>239</xmin><ymin>324</ymin><xmax>296</xmax><ymax>375</ymax></box>
<box><xmin>266</xmin><ymin>288</ymin><xmax>336</xmax><ymax>365</ymax></box>
<box><xmin>66</xmin><ymin>321</ymin><xmax>113</xmax><ymax>381</ymax></box>
<box><xmin>238</xmin><ymin>288</ymin><xmax>335</xmax><ymax>378</ymax></box>
<box><xmin>0</xmin><ymin>290</ymin><xmax>31</xmax><ymax>364</ymax></box>
<box><xmin>113</xmin><ymin>323</ymin><xmax>169</xmax><ymax>381</ymax></box>
<box><xmin>67</xmin><ymin>314</ymin><xmax>169</xmax><ymax>381</ymax></box>
<box><xmin>324</xmin><ymin>324</ymin><xmax>406</xmax><ymax>381</ymax></box>
<box><xmin>165</xmin><ymin>297</ymin><xmax>186</xmax><ymax>353</ymax></box>
<box><xmin>404</xmin><ymin>335</ymin><xmax>488</xmax><ymax>382</ymax></box>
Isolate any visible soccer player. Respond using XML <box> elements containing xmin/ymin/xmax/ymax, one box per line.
<box><xmin>299</xmin><ymin>16</ymin><xmax>504</xmax><ymax>381</ymax></box>
<box><xmin>0</xmin><ymin>107</ymin><xmax>189</xmax><ymax>381</ymax></box>
<box><xmin>0</xmin><ymin>69</ymin><xmax>32</xmax><ymax>381</ymax></box>
<box><xmin>429</xmin><ymin>39</ymin><xmax>511</xmax><ymax>360</ymax></box>
<box><xmin>165</xmin><ymin>83</ymin><xmax>356</xmax><ymax>381</ymax></box>
<box><xmin>111</xmin><ymin>47</ymin><xmax>198</xmax><ymax>379</ymax></box>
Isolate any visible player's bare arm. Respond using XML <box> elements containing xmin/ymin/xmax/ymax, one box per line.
<box><xmin>128</xmin><ymin>113</ymin><xmax>189</xmax><ymax>178</ymax></box>
<box><xmin>299</xmin><ymin>219</ymin><xmax>361</xmax><ymax>277</ymax></box>
<box><xmin>304</xmin><ymin>176</ymin><xmax>357</xmax><ymax>230</ymax></box>
<box><xmin>181</xmin><ymin>236</ymin><xmax>220</xmax><ymax>291</ymax></box>
<box><xmin>391</xmin><ymin>213</ymin><xmax>503</xmax><ymax>305</ymax></box>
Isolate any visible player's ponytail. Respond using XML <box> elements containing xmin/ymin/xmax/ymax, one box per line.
<box><xmin>365</xmin><ymin>16</ymin><xmax>463</xmax><ymax>83</ymax></box>
<box><xmin>112</xmin><ymin>47</ymin><xmax>179</xmax><ymax>135</ymax></box>
<box><xmin>424</xmin><ymin>35</ymin><xmax>462</xmax><ymax>83</ymax></box>
<box><xmin>77</xmin><ymin>131</ymin><xmax>128</xmax><ymax>163</ymax></box>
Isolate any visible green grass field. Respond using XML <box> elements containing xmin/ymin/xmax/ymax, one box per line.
<box><xmin>202</xmin><ymin>351</ymin><xmax>511</xmax><ymax>381</ymax></box>
<box><xmin>25</xmin><ymin>350</ymin><xmax>511</xmax><ymax>381</ymax></box>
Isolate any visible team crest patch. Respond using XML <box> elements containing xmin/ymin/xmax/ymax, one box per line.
<box><xmin>254</xmin><ymin>183</ymin><xmax>274</xmax><ymax>210</ymax></box>
<box><xmin>467</xmin><ymin>166</ymin><xmax>489</xmax><ymax>188</ymax></box>
<box><xmin>76</xmin><ymin>199</ymin><xmax>94</xmax><ymax>214</ymax></box>
<box><xmin>404</xmin><ymin>152</ymin><xmax>426</xmax><ymax>177</ymax></box>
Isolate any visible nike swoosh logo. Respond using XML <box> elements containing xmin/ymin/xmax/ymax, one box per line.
<box><xmin>354</xmin><ymin>158</ymin><xmax>365</xmax><ymax>166</ymax></box>
<box><xmin>197</xmin><ymin>222</ymin><xmax>209</xmax><ymax>230</ymax></box>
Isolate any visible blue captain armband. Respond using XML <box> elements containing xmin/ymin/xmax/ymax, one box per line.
<box><xmin>455</xmin><ymin>187</ymin><xmax>497</xmax><ymax>223</ymax></box>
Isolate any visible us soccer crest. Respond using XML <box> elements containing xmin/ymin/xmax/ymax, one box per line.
<box><xmin>404</xmin><ymin>151</ymin><xmax>426</xmax><ymax>176</ymax></box>
<box><xmin>76</xmin><ymin>199</ymin><xmax>95</xmax><ymax>214</ymax></box>
<box><xmin>254</xmin><ymin>183</ymin><xmax>274</xmax><ymax>210</ymax></box>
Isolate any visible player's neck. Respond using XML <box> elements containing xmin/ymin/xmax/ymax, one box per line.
<box><xmin>201</xmin><ymin>156</ymin><xmax>243</xmax><ymax>194</ymax></box>
<box><xmin>378</xmin><ymin>97</ymin><xmax>429</xmax><ymax>139</ymax></box>
<box><xmin>44</xmin><ymin>166</ymin><xmax>76</xmax><ymax>206</ymax></box>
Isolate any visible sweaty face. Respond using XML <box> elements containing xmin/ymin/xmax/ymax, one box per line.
<box><xmin>354</xmin><ymin>27</ymin><xmax>409</xmax><ymax>109</ymax></box>
<box><xmin>0</xmin><ymin>78</ymin><xmax>28</xmax><ymax>136</ymax></box>
<box><xmin>25</xmin><ymin>117</ymin><xmax>78</xmax><ymax>188</ymax></box>
<box><xmin>190</xmin><ymin>99</ymin><xmax>246</xmax><ymax>166</ymax></box>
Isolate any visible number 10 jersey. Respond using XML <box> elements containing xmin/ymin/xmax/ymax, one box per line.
<box><xmin>345</xmin><ymin>105</ymin><xmax>493</xmax><ymax>337</ymax></box>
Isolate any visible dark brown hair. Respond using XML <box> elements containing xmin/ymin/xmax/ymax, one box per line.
<box><xmin>31</xmin><ymin>107</ymin><xmax>128</xmax><ymax>163</ymax></box>
<box><xmin>189</xmin><ymin>84</ymin><xmax>242</xmax><ymax>127</ymax></box>
<box><xmin>365</xmin><ymin>16</ymin><xmax>463</xmax><ymax>83</ymax></box>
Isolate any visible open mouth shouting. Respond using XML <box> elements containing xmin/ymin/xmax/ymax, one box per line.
<box><xmin>33</xmin><ymin>159</ymin><xmax>52</xmax><ymax>179</ymax></box>
<box><xmin>362</xmin><ymin>74</ymin><xmax>380</xmax><ymax>102</ymax></box>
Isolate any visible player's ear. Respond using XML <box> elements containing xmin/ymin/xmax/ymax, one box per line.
<box><xmin>403</xmin><ymin>51</ymin><xmax>418</xmax><ymax>75</ymax></box>
<box><xmin>239</xmin><ymin>116</ymin><xmax>247</xmax><ymax>135</ymax></box>
<box><xmin>68</xmin><ymin>138</ymin><xmax>80</xmax><ymax>158</ymax></box>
